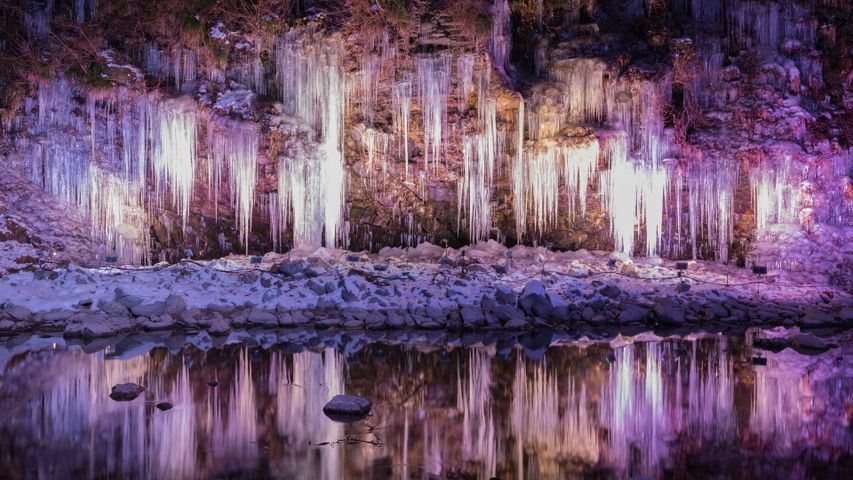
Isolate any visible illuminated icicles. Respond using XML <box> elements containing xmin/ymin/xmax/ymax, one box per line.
<box><xmin>678</xmin><ymin>157</ymin><xmax>737</xmax><ymax>261</ymax></box>
<box><xmin>489</xmin><ymin>0</ymin><xmax>512</xmax><ymax>75</ymax></box>
<box><xmin>551</xmin><ymin>58</ymin><xmax>607</xmax><ymax>124</ymax></box>
<box><xmin>457</xmin><ymin>98</ymin><xmax>497</xmax><ymax>242</ymax></box>
<box><xmin>513</xmin><ymin>136</ymin><xmax>599</xmax><ymax>238</ymax></box>
<box><xmin>152</xmin><ymin>99</ymin><xmax>197</xmax><ymax>232</ymax></box>
<box><xmin>27</xmin><ymin>79</ymin><xmax>149</xmax><ymax>263</ymax></box>
<box><xmin>727</xmin><ymin>1</ymin><xmax>782</xmax><ymax>52</ymax></box>
<box><xmin>275</xmin><ymin>30</ymin><xmax>348</xmax><ymax>248</ymax></box>
<box><xmin>392</xmin><ymin>81</ymin><xmax>412</xmax><ymax>179</ymax></box>
<box><xmin>359</xmin><ymin>55</ymin><xmax>380</xmax><ymax>125</ymax></box>
<box><xmin>143</xmin><ymin>44</ymin><xmax>198</xmax><ymax>93</ymax></box>
<box><xmin>416</xmin><ymin>54</ymin><xmax>452</xmax><ymax>174</ymax></box>
<box><xmin>209</xmin><ymin>120</ymin><xmax>259</xmax><ymax>253</ymax></box>
<box><xmin>599</xmin><ymin>132</ymin><xmax>669</xmax><ymax>257</ymax></box>
<box><xmin>750</xmin><ymin>153</ymin><xmax>802</xmax><ymax>231</ymax></box>
<box><xmin>513</xmin><ymin>101</ymin><xmax>526</xmax><ymax>239</ymax></box>
<box><xmin>457</xmin><ymin>54</ymin><xmax>476</xmax><ymax>114</ymax></box>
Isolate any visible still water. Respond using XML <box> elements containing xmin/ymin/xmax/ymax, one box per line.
<box><xmin>0</xmin><ymin>329</ymin><xmax>850</xmax><ymax>479</ymax></box>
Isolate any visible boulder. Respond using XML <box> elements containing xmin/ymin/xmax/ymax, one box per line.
<box><xmin>599</xmin><ymin>285</ymin><xmax>621</xmax><ymax>299</ymax></box>
<box><xmin>209</xmin><ymin>316</ymin><xmax>231</xmax><ymax>336</ymax></box>
<box><xmin>460</xmin><ymin>305</ymin><xmax>486</xmax><ymax>328</ymax></box>
<box><xmin>247</xmin><ymin>308</ymin><xmax>278</xmax><ymax>326</ymax></box>
<box><xmin>109</xmin><ymin>383</ymin><xmax>144</xmax><ymax>401</ymax></box>
<box><xmin>323</xmin><ymin>394</ymin><xmax>373</xmax><ymax>421</ymax></box>
<box><xmin>618</xmin><ymin>304</ymin><xmax>650</xmax><ymax>324</ymax></box>
<box><xmin>279</xmin><ymin>260</ymin><xmax>306</xmax><ymax>277</ymax></box>
<box><xmin>114</xmin><ymin>288</ymin><xmax>143</xmax><ymax>308</ymax></box>
<box><xmin>3</xmin><ymin>303</ymin><xmax>32</xmax><ymax>322</ymax></box>
<box><xmin>494</xmin><ymin>285</ymin><xmax>517</xmax><ymax>305</ymax></box>
<box><xmin>98</xmin><ymin>300</ymin><xmax>128</xmax><ymax>317</ymax></box>
<box><xmin>654</xmin><ymin>299</ymin><xmax>685</xmax><ymax>326</ymax></box>
<box><xmin>130</xmin><ymin>302</ymin><xmax>166</xmax><ymax>318</ymax></box>
<box><xmin>165</xmin><ymin>294</ymin><xmax>187</xmax><ymax>315</ymax></box>
<box><xmin>519</xmin><ymin>281</ymin><xmax>553</xmax><ymax>318</ymax></box>
<box><xmin>156</xmin><ymin>402</ymin><xmax>174</xmax><ymax>411</ymax></box>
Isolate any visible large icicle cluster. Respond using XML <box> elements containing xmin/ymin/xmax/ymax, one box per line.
<box><xmin>416</xmin><ymin>54</ymin><xmax>453</xmax><ymax>174</ymax></box>
<box><xmin>274</xmin><ymin>30</ymin><xmax>347</xmax><ymax>248</ymax></box>
<box><xmin>209</xmin><ymin>120</ymin><xmax>259</xmax><ymax>253</ymax></box>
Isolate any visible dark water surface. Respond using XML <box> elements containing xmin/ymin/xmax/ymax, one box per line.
<box><xmin>0</xmin><ymin>329</ymin><xmax>851</xmax><ymax>479</ymax></box>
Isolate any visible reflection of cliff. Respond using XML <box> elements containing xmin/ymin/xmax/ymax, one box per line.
<box><xmin>0</xmin><ymin>334</ymin><xmax>850</xmax><ymax>478</ymax></box>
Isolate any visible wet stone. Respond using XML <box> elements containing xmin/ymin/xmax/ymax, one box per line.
<box><xmin>323</xmin><ymin>394</ymin><xmax>373</xmax><ymax>422</ymax></box>
<box><xmin>110</xmin><ymin>383</ymin><xmax>144</xmax><ymax>401</ymax></box>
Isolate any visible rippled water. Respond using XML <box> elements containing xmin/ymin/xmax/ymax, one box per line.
<box><xmin>0</xmin><ymin>330</ymin><xmax>851</xmax><ymax>479</ymax></box>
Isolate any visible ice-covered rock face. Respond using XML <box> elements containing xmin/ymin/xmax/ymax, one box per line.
<box><xmin>0</xmin><ymin>1</ymin><xmax>850</xmax><ymax>266</ymax></box>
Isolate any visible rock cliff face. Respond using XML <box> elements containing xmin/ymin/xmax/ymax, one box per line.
<box><xmin>0</xmin><ymin>0</ymin><xmax>850</xmax><ymax>271</ymax></box>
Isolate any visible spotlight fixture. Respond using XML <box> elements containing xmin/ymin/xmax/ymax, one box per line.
<box><xmin>674</xmin><ymin>262</ymin><xmax>688</xmax><ymax>271</ymax></box>
<box><xmin>250</xmin><ymin>256</ymin><xmax>263</xmax><ymax>265</ymax></box>
<box><xmin>752</xmin><ymin>265</ymin><xmax>768</xmax><ymax>275</ymax></box>
<box><xmin>751</xmin><ymin>356</ymin><xmax>767</xmax><ymax>366</ymax></box>
<box><xmin>105</xmin><ymin>255</ymin><xmax>118</xmax><ymax>264</ymax></box>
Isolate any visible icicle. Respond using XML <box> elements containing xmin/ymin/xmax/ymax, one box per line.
<box><xmin>392</xmin><ymin>81</ymin><xmax>412</xmax><ymax>179</ymax></box>
<box><xmin>416</xmin><ymin>53</ymin><xmax>452</xmax><ymax>174</ymax></box>
<box><xmin>152</xmin><ymin>98</ymin><xmax>197</xmax><ymax>232</ymax></box>
<box><xmin>489</xmin><ymin>0</ymin><xmax>512</xmax><ymax>75</ymax></box>
<box><xmin>359</xmin><ymin>55</ymin><xmax>380</xmax><ymax>126</ymax></box>
<box><xmin>457</xmin><ymin>54</ymin><xmax>476</xmax><ymax>114</ymax></box>
<box><xmin>727</xmin><ymin>1</ymin><xmax>782</xmax><ymax>53</ymax></box>
<box><xmin>513</xmin><ymin>100</ymin><xmax>526</xmax><ymax>240</ymax></box>
<box><xmin>514</xmin><ymin>136</ymin><xmax>600</xmax><ymax>237</ymax></box>
<box><xmin>209</xmin><ymin>119</ymin><xmax>258</xmax><ymax>253</ymax></box>
<box><xmin>551</xmin><ymin>58</ymin><xmax>607</xmax><ymax>124</ymax></box>
<box><xmin>275</xmin><ymin>29</ymin><xmax>348</xmax><ymax>249</ymax></box>
<box><xmin>751</xmin><ymin>153</ymin><xmax>801</xmax><ymax>232</ymax></box>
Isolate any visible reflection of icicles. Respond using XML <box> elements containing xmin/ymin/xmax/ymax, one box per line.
<box><xmin>392</xmin><ymin>81</ymin><xmax>412</xmax><ymax>179</ymax></box>
<box><xmin>272</xmin><ymin>349</ymin><xmax>345</xmax><ymax>479</ymax></box>
<box><xmin>217</xmin><ymin>349</ymin><xmax>258</xmax><ymax>470</ymax></box>
<box><xmin>416</xmin><ymin>54</ymin><xmax>452</xmax><ymax>173</ymax></box>
<box><xmin>510</xmin><ymin>354</ymin><xmax>598</xmax><ymax>469</ymax></box>
<box><xmin>209</xmin><ymin>120</ymin><xmax>258</xmax><ymax>253</ymax></box>
<box><xmin>458</xmin><ymin>350</ymin><xmax>497</xmax><ymax>479</ymax></box>
<box><xmin>149</xmin><ymin>364</ymin><xmax>196</xmax><ymax>479</ymax></box>
<box><xmin>749</xmin><ymin>354</ymin><xmax>804</xmax><ymax>451</ymax></box>
<box><xmin>684</xmin><ymin>339</ymin><xmax>735</xmax><ymax>442</ymax></box>
<box><xmin>599</xmin><ymin>343</ymin><xmax>671</xmax><ymax>476</ymax></box>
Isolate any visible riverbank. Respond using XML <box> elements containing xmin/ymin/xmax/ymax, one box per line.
<box><xmin>1</xmin><ymin>242</ymin><xmax>850</xmax><ymax>338</ymax></box>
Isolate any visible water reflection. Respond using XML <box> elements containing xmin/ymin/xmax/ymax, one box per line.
<box><xmin>0</xmin><ymin>332</ymin><xmax>850</xmax><ymax>479</ymax></box>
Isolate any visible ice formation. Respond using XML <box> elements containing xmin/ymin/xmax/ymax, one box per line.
<box><xmin>416</xmin><ymin>54</ymin><xmax>452</xmax><ymax>174</ymax></box>
<box><xmin>489</xmin><ymin>0</ymin><xmax>512</xmax><ymax>76</ymax></box>
<box><xmin>209</xmin><ymin>120</ymin><xmax>259</xmax><ymax>253</ymax></box>
<box><xmin>392</xmin><ymin>81</ymin><xmax>412</xmax><ymax>179</ymax></box>
<box><xmin>275</xmin><ymin>30</ymin><xmax>348</xmax><ymax>248</ymax></box>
